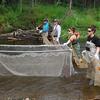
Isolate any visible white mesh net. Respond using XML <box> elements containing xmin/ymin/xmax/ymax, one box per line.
<box><xmin>0</xmin><ymin>45</ymin><xmax>74</xmax><ymax>77</ymax></box>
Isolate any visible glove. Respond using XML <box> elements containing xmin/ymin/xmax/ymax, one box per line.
<box><xmin>39</xmin><ymin>30</ymin><xmax>43</xmax><ymax>33</ymax></box>
<box><xmin>36</xmin><ymin>27</ymin><xmax>38</xmax><ymax>30</ymax></box>
<box><xmin>63</xmin><ymin>43</ymin><xmax>67</xmax><ymax>46</ymax></box>
<box><xmin>56</xmin><ymin>38</ymin><xmax>59</xmax><ymax>42</ymax></box>
<box><xmin>94</xmin><ymin>54</ymin><xmax>99</xmax><ymax>60</ymax></box>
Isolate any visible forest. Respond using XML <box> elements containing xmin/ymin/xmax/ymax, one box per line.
<box><xmin>0</xmin><ymin>0</ymin><xmax>100</xmax><ymax>41</ymax></box>
<box><xmin>0</xmin><ymin>0</ymin><xmax>100</xmax><ymax>8</ymax></box>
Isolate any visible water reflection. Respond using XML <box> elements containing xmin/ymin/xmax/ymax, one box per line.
<box><xmin>0</xmin><ymin>74</ymin><xmax>100</xmax><ymax>100</ymax></box>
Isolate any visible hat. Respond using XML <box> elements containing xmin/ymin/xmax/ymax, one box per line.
<box><xmin>53</xmin><ymin>19</ymin><xmax>58</xmax><ymax>22</ymax></box>
<box><xmin>44</xmin><ymin>18</ymin><xmax>48</xmax><ymax>22</ymax></box>
<box><xmin>53</xmin><ymin>19</ymin><xmax>60</xmax><ymax>24</ymax></box>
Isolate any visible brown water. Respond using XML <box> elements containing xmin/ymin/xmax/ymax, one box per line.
<box><xmin>0</xmin><ymin>37</ymin><xmax>100</xmax><ymax>100</ymax></box>
<box><xmin>0</xmin><ymin>74</ymin><xmax>100</xmax><ymax>100</ymax></box>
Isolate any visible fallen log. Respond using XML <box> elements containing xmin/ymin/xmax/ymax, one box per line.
<box><xmin>0</xmin><ymin>29</ymin><xmax>43</xmax><ymax>45</ymax></box>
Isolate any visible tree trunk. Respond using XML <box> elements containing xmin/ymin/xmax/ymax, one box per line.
<box><xmin>56</xmin><ymin>0</ymin><xmax>61</xmax><ymax>5</ymax></box>
<box><xmin>19</xmin><ymin>0</ymin><xmax>22</xmax><ymax>12</ymax></box>
<box><xmin>66</xmin><ymin>0</ymin><xmax>73</xmax><ymax>16</ymax></box>
<box><xmin>69</xmin><ymin>0</ymin><xmax>72</xmax><ymax>15</ymax></box>
<box><xmin>69</xmin><ymin>0</ymin><xmax>72</xmax><ymax>10</ymax></box>
<box><xmin>93</xmin><ymin>0</ymin><xmax>95</xmax><ymax>8</ymax></box>
<box><xmin>84</xmin><ymin>0</ymin><xmax>87</xmax><ymax>8</ymax></box>
<box><xmin>31</xmin><ymin>0</ymin><xmax>36</xmax><ymax>7</ymax></box>
<box><xmin>1</xmin><ymin>0</ymin><xmax>6</xmax><ymax>6</ymax></box>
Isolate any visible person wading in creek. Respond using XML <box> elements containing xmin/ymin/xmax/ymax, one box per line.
<box><xmin>63</xmin><ymin>27</ymin><xmax>83</xmax><ymax>71</ymax></box>
<box><xmin>36</xmin><ymin>18</ymin><xmax>52</xmax><ymax>44</ymax></box>
<box><xmin>82</xmin><ymin>25</ymin><xmax>100</xmax><ymax>86</ymax></box>
<box><xmin>51</xmin><ymin>19</ymin><xmax>61</xmax><ymax>44</ymax></box>
<box><xmin>63</xmin><ymin>27</ymin><xmax>81</xmax><ymax>58</ymax></box>
<box><xmin>86</xmin><ymin>25</ymin><xmax>100</xmax><ymax>60</ymax></box>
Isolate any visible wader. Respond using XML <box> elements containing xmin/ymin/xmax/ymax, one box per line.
<box><xmin>41</xmin><ymin>32</ymin><xmax>52</xmax><ymax>45</ymax></box>
<box><xmin>82</xmin><ymin>41</ymin><xmax>100</xmax><ymax>86</ymax></box>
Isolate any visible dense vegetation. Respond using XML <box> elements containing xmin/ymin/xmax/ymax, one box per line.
<box><xmin>0</xmin><ymin>1</ymin><xmax>100</xmax><ymax>42</ymax></box>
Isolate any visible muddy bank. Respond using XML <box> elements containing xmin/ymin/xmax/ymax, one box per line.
<box><xmin>0</xmin><ymin>74</ymin><xmax>100</xmax><ymax>100</ymax></box>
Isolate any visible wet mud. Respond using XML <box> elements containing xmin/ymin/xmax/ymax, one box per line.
<box><xmin>0</xmin><ymin>73</ymin><xmax>100</xmax><ymax>100</ymax></box>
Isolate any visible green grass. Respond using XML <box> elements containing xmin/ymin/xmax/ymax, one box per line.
<box><xmin>0</xmin><ymin>4</ymin><xmax>100</xmax><ymax>42</ymax></box>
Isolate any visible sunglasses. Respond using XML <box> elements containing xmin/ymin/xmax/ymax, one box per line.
<box><xmin>68</xmin><ymin>30</ymin><xmax>71</xmax><ymax>32</ymax></box>
<box><xmin>88</xmin><ymin>30</ymin><xmax>92</xmax><ymax>32</ymax></box>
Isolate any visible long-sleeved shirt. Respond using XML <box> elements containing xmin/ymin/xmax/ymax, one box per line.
<box><xmin>53</xmin><ymin>24</ymin><xmax>61</xmax><ymax>42</ymax></box>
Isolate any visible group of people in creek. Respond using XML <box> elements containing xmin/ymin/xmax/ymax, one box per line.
<box><xmin>36</xmin><ymin>18</ymin><xmax>100</xmax><ymax>60</ymax></box>
<box><xmin>36</xmin><ymin>18</ymin><xmax>100</xmax><ymax>86</ymax></box>
<box><xmin>36</xmin><ymin>18</ymin><xmax>61</xmax><ymax>44</ymax></box>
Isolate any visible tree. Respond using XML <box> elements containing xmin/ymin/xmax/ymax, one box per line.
<box><xmin>69</xmin><ymin>0</ymin><xmax>72</xmax><ymax>10</ymax></box>
<box><xmin>19</xmin><ymin>0</ymin><xmax>22</xmax><ymax>12</ymax></box>
<box><xmin>67</xmin><ymin>0</ymin><xmax>73</xmax><ymax>16</ymax></box>
<box><xmin>1</xmin><ymin>0</ymin><xmax>6</xmax><ymax>6</ymax></box>
<box><xmin>93</xmin><ymin>0</ymin><xmax>96</xmax><ymax>8</ymax></box>
<box><xmin>31</xmin><ymin>0</ymin><xmax>37</xmax><ymax>7</ymax></box>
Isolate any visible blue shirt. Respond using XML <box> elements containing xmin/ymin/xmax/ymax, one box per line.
<box><xmin>42</xmin><ymin>22</ymin><xmax>49</xmax><ymax>33</ymax></box>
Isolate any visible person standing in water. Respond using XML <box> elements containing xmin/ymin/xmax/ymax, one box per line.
<box><xmin>52</xmin><ymin>19</ymin><xmax>61</xmax><ymax>44</ymax></box>
<box><xmin>86</xmin><ymin>25</ymin><xmax>100</xmax><ymax>60</ymax></box>
<box><xmin>82</xmin><ymin>25</ymin><xmax>100</xmax><ymax>86</ymax></box>
<box><xmin>36</xmin><ymin>18</ymin><xmax>52</xmax><ymax>44</ymax></box>
<box><xmin>63</xmin><ymin>27</ymin><xmax>81</xmax><ymax>58</ymax></box>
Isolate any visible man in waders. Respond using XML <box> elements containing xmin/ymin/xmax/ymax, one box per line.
<box><xmin>51</xmin><ymin>19</ymin><xmax>61</xmax><ymax>44</ymax></box>
<box><xmin>36</xmin><ymin>18</ymin><xmax>51</xmax><ymax>44</ymax></box>
<box><xmin>82</xmin><ymin>25</ymin><xmax>100</xmax><ymax>86</ymax></box>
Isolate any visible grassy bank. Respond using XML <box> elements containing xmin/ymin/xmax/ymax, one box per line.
<box><xmin>0</xmin><ymin>4</ymin><xmax>100</xmax><ymax>42</ymax></box>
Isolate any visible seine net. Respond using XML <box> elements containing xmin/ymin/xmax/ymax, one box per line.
<box><xmin>0</xmin><ymin>45</ymin><xmax>75</xmax><ymax>77</ymax></box>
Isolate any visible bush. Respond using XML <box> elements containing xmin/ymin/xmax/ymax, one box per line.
<box><xmin>0</xmin><ymin>4</ymin><xmax>99</xmax><ymax>42</ymax></box>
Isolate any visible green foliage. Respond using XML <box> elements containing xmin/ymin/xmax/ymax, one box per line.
<box><xmin>32</xmin><ymin>5</ymin><xmax>66</xmax><ymax>24</ymax></box>
<box><xmin>0</xmin><ymin>4</ymin><xmax>99</xmax><ymax>42</ymax></box>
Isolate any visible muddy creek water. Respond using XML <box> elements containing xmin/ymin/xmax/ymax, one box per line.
<box><xmin>0</xmin><ymin>37</ymin><xmax>100</xmax><ymax>100</ymax></box>
<box><xmin>0</xmin><ymin>74</ymin><xmax>100</xmax><ymax>100</ymax></box>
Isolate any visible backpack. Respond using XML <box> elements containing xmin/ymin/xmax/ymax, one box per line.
<box><xmin>48</xmin><ymin>24</ymin><xmax>53</xmax><ymax>34</ymax></box>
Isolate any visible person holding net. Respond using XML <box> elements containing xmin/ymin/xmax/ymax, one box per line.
<box><xmin>85</xmin><ymin>25</ymin><xmax>100</xmax><ymax>60</ymax></box>
<box><xmin>63</xmin><ymin>27</ymin><xmax>81</xmax><ymax>58</ymax></box>
<box><xmin>82</xmin><ymin>25</ymin><xmax>100</xmax><ymax>86</ymax></box>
